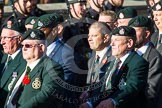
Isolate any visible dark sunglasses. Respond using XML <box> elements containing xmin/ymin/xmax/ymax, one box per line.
<box><xmin>21</xmin><ymin>44</ymin><xmax>40</xmax><ymax>48</ymax></box>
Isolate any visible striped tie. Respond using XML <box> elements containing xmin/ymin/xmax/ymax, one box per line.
<box><xmin>105</xmin><ymin>58</ymin><xmax>121</xmax><ymax>90</ymax></box>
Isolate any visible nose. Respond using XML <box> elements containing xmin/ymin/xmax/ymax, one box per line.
<box><xmin>1</xmin><ymin>38</ymin><xmax>5</xmax><ymax>45</ymax></box>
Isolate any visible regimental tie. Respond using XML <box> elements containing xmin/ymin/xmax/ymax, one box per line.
<box><xmin>11</xmin><ymin>66</ymin><xmax>31</xmax><ymax>105</ymax></box>
<box><xmin>157</xmin><ymin>34</ymin><xmax>162</xmax><ymax>48</ymax></box>
<box><xmin>1</xmin><ymin>56</ymin><xmax>12</xmax><ymax>74</ymax></box>
<box><xmin>90</xmin><ymin>55</ymin><xmax>100</xmax><ymax>83</ymax></box>
<box><xmin>105</xmin><ymin>58</ymin><xmax>121</xmax><ymax>90</ymax></box>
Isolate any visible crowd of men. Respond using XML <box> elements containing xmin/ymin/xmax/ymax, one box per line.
<box><xmin>0</xmin><ymin>0</ymin><xmax>162</xmax><ymax>108</ymax></box>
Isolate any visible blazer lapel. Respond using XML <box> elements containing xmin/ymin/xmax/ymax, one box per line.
<box><xmin>1</xmin><ymin>52</ymin><xmax>23</xmax><ymax>87</ymax></box>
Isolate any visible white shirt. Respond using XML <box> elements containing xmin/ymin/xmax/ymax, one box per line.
<box><xmin>7</xmin><ymin>58</ymin><xmax>41</xmax><ymax>108</ymax></box>
<box><xmin>96</xmin><ymin>46</ymin><xmax>110</xmax><ymax>63</ymax></box>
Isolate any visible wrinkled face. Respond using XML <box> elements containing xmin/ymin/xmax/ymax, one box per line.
<box><xmin>117</xmin><ymin>18</ymin><xmax>132</xmax><ymax>27</ymax></box>
<box><xmin>0</xmin><ymin>28</ymin><xmax>21</xmax><ymax>55</ymax></box>
<box><xmin>21</xmin><ymin>39</ymin><xmax>44</xmax><ymax>62</ymax></box>
<box><xmin>88</xmin><ymin>27</ymin><xmax>109</xmax><ymax>51</ymax></box>
<box><xmin>17</xmin><ymin>0</ymin><xmax>32</xmax><ymax>14</ymax></box>
<box><xmin>98</xmin><ymin>15</ymin><xmax>116</xmax><ymax>30</ymax></box>
<box><xmin>133</xmin><ymin>27</ymin><xmax>146</xmax><ymax>48</ymax></box>
<box><xmin>111</xmin><ymin>36</ymin><xmax>133</xmax><ymax>58</ymax></box>
<box><xmin>153</xmin><ymin>11</ymin><xmax>162</xmax><ymax>29</ymax></box>
<box><xmin>111</xmin><ymin>0</ymin><xmax>124</xmax><ymax>7</ymax></box>
<box><xmin>70</xmin><ymin>2</ymin><xmax>86</xmax><ymax>19</ymax></box>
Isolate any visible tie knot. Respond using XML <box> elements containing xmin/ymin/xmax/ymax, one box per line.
<box><xmin>7</xmin><ymin>56</ymin><xmax>12</xmax><ymax>62</ymax></box>
<box><xmin>95</xmin><ymin>55</ymin><xmax>100</xmax><ymax>64</ymax></box>
<box><xmin>26</xmin><ymin>66</ymin><xmax>31</xmax><ymax>75</ymax></box>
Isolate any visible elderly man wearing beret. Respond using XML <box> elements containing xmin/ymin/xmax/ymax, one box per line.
<box><xmin>0</xmin><ymin>21</ymin><xmax>26</xmax><ymax>107</ymax></box>
<box><xmin>80</xmin><ymin>26</ymin><xmax>149</xmax><ymax>108</ymax></box>
<box><xmin>5</xmin><ymin>29</ymin><xmax>64</xmax><ymax>108</ymax></box>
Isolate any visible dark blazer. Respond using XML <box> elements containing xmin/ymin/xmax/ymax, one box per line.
<box><xmin>142</xmin><ymin>42</ymin><xmax>162</xmax><ymax>108</ymax></box>
<box><xmin>0</xmin><ymin>51</ymin><xmax>26</xmax><ymax>108</ymax></box>
<box><xmin>5</xmin><ymin>56</ymin><xmax>64</xmax><ymax>108</ymax></box>
<box><xmin>150</xmin><ymin>30</ymin><xmax>162</xmax><ymax>55</ymax></box>
<box><xmin>86</xmin><ymin>47</ymin><xmax>114</xmax><ymax>84</ymax></box>
<box><xmin>90</xmin><ymin>51</ymin><xmax>149</xmax><ymax>108</ymax></box>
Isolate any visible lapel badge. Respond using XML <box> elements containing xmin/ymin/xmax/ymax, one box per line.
<box><xmin>156</xmin><ymin>4</ymin><xmax>161</xmax><ymax>10</ymax></box>
<box><xmin>38</xmin><ymin>21</ymin><xmax>43</xmax><ymax>27</ymax></box>
<box><xmin>32</xmin><ymin>78</ymin><xmax>41</xmax><ymax>89</ymax></box>
<box><xmin>118</xmin><ymin>78</ymin><xmax>126</xmax><ymax>90</ymax></box>
<box><xmin>119</xmin><ymin>13</ymin><xmax>124</xmax><ymax>19</ymax></box>
<box><xmin>119</xmin><ymin>28</ymin><xmax>125</xmax><ymax>35</ymax></box>
<box><xmin>30</xmin><ymin>32</ymin><xmax>36</xmax><ymax>38</ymax></box>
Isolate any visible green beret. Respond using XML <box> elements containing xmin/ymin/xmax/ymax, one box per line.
<box><xmin>117</xmin><ymin>7</ymin><xmax>137</xmax><ymax>19</ymax></box>
<box><xmin>152</xmin><ymin>1</ymin><xmax>162</xmax><ymax>11</ymax></box>
<box><xmin>3</xmin><ymin>19</ymin><xmax>25</xmax><ymax>34</ymax></box>
<box><xmin>128</xmin><ymin>16</ymin><xmax>153</xmax><ymax>27</ymax></box>
<box><xmin>111</xmin><ymin>26</ymin><xmax>136</xmax><ymax>38</ymax></box>
<box><xmin>68</xmin><ymin>0</ymin><xmax>86</xmax><ymax>4</ymax></box>
<box><xmin>25</xmin><ymin>16</ymin><xmax>37</xmax><ymax>25</ymax></box>
<box><xmin>22</xmin><ymin>29</ymin><xmax>46</xmax><ymax>40</ymax></box>
<box><xmin>33</xmin><ymin>13</ymin><xmax>64</xmax><ymax>29</ymax></box>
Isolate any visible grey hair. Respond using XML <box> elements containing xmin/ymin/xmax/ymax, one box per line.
<box><xmin>89</xmin><ymin>22</ymin><xmax>111</xmax><ymax>36</ymax></box>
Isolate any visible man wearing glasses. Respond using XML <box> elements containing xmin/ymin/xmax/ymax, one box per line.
<box><xmin>0</xmin><ymin>21</ymin><xmax>26</xmax><ymax>107</ymax></box>
<box><xmin>5</xmin><ymin>29</ymin><xmax>64</xmax><ymax>108</ymax></box>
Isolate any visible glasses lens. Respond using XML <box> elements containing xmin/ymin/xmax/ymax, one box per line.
<box><xmin>22</xmin><ymin>44</ymin><xmax>33</xmax><ymax>48</ymax></box>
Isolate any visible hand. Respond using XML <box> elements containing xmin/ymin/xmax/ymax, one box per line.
<box><xmin>96</xmin><ymin>99</ymin><xmax>115</xmax><ymax>108</ymax></box>
<box><xmin>79</xmin><ymin>103</ymin><xmax>90</xmax><ymax>108</ymax></box>
<box><xmin>80</xmin><ymin>91</ymin><xmax>89</xmax><ymax>102</ymax></box>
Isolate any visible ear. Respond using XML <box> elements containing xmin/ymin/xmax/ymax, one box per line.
<box><xmin>39</xmin><ymin>44</ymin><xmax>46</xmax><ymax>53</ymax></box>
<box><xmin>145</xmin><ymin>30</ymin><xmax>151</xmax><ymax>40</ymax></box>
<box><xmin>57</xmin><ymin>24</ymin><xmax>64</xmax><ymax>34</ymax></box>
<box><xmin>104</xmin><ymin>34</ymin><xmax>111</xmax><ymax>43</ymax></box>
<box><xmin>127</xmin><ymin>38</ymin><xmax>134</xmax><ymax>49</ymax></box>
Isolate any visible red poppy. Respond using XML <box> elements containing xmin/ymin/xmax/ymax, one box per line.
<box><xmin>102</xmin><ymin>57</ymin><xmax>107</xmax><ymax>64</ymax></box>
<box><xmin>22</xmin><ymin>75</ymin><xmax>30</xmax><ymax>85</ymax></box>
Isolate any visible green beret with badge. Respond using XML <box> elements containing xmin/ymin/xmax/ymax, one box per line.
<box><xmin>22</xmin><ymin>29</ymin><xmax>46</xmax><ymax>40</ymax></box>
<box><xmin>111</xmin><ymin>26</ymin><xmax>136</xmax><ymax>38</ymax></box>
<box><xmin>3</xmin><ymin>20</ymin><xmax>25</xmax><ymax>34</ymax></box>
<box><xmin>33</xmin><ymin>13</ymin><xmax>64</xmax><ymax>29</ymax></box>
<box><xmin>117</xmin><ymin>7</ymin><xmax>137</xmax><ymax>19</ymax></box>
<box><xmin>68</xmin><ymin>0</ymin><xmax>86</xmax><ymax>4</ymax></box>
<box><xmin>152</xmin><ymin>1</ymin><xmax>162</xmax><ymax>11</ymax></box>
<box><xmin>25</xmin><ymin>16</ymin><xmax>37</xmax><ymax>25</ymax></box>
<box><xmin>128</xmin><ymin>15</ymin><xmax>154</xmax><ymax>34</ymax></box>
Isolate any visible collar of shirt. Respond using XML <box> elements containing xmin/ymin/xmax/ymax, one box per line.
<box><xmin>119</xmin><ymin>51</ymin><xmax>131</xmax><ymax>69</ymax></box>
<box><xmin>8</xmin><ymin>49</ymin><xmax>21</xmax><ymax>60</ymax></box>
<box><xmin>96</xmin><ymin>46</ymin><xmax>110</xmax><ymax>63</ymax></box>
<box><xmin>136</xmin><ymin>42</ymin><xmax>149</xmax><ymax>56</ymax></box>
<box><xmin>46</xmin><ymin>40</ymin><xmax>58</xmax><ymax>56</ymax></box>
<box><xmin>27</xmin><ymin>58</ymin><xmax>41</xmax><ymax>71</ymax></box>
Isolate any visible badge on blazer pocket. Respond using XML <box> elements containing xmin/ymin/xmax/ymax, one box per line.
<box><xmin>32</xmin><ymin>78</ymin><xmax>41</xmax><ymax>89</ymax></box>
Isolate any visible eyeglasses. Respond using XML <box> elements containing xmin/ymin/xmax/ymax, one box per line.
<box><xmin>0</xmin><ymin>35</ymin><xmax>20</xmax><ymax>41</ymax></box>
<box><xmin>21</xmin><ymin>43</ymin><xmax>40</xmax><ymax>48</ymax></box>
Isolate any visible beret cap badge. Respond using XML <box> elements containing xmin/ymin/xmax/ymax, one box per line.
<box><xmin>30</xmin><ymin>32</ymin><xmax>36</xmax><ymax>38</ymax></box>
<box><xmin>30</xmin><ymin>19</ymin><xmax>36</xmax><ymax>25</ymax></box>
<box><xmin>119</xmin><ymin>28</ymin><xmax>125</xmax><ymax>35</ymax></box>
<box><xmin>119</xmin><ymin>13</ymin><xmax>124</xmax><ymax>19</ymax></box>
<box><xmin>38</xmin><ymin>21</ymin><xmax>43</xmax><ymax>27</ymax></box>
<box><xmin>156</xmin><ymin>4</ymin><xmax>161</xmax><ymax>10</ymax></box>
